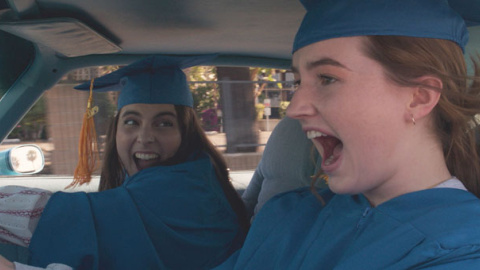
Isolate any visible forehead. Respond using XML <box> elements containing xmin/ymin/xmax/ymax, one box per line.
<box><xmin>119</xmin><ymin>103</ymin><xmax>176</xmax><ymax>115</ymax></box>
<box><xmin>292</xmin><ymin>36</ymin><xmax>368</xmax><ymax>69</ymax></box>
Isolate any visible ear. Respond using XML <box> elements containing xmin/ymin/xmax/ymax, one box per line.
<box><xmin>406</xmin><ymin>75</ymin><xmax>443</xmax><ymax>122</ymax></box>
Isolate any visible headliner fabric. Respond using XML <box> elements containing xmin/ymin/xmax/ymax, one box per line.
<box><xmin>28</xmin><ymin>153</ymin><xmax>244</xmax><ymax>270</ymax></box>
<box><xmin>293</xmin><ymin>0</ymin><xmax>470</xmax><ymax>53</ymax></box>
<box><xmin>0</xmin><ymin>18</ymin><xmax>121</xmax><ymax>57</ymax></box>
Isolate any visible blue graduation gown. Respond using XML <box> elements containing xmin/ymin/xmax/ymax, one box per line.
<box><xmin>216</xmin><ymin>188</ymin><xmax>480</xmax><ymax>269</ymax></box>
<box><xmin>29</xmin><ymin>153</ymin><xmax>244</xmax><ymax>270</ymax></box>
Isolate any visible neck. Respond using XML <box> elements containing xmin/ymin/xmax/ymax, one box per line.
<box><xmin>365</xmin><ymin>128</ymin><xmax>451</xmax><ymax>207</ymax></box>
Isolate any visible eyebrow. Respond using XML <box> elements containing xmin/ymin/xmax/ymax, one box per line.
<box><xmin>120</xmin><ymin>110</ymin><xmax>177</xmax><ymax>119</ymax></box>
<box><xmin>291</xmin><ymin>57</ymin><xmax>350</xmax><ymax>73</ymax></box>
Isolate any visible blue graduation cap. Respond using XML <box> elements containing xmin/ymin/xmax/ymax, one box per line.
<box><xmin>293</xmin><ymin>0</ymin><xmax>480</xmax><ymax>53</ymax></box>
<box><xmin>75</xmin><ymin>54</ymin><xmax>217</xmax><ymax>109</ymax></box>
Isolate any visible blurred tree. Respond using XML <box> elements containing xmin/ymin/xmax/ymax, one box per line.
<box><xmin>217</xmin><ymin>67</ymin><xmax>258</xmax><ymax>153</ymax></box>
<box><xmin>187</xmin><ymin>66</ymin><xmax>219</xmax><ymax>113</ymax></box>
<box><xmin>186</xmin><ymin>66</ymin><xmax>222</xmax><ymax>131</ymax></box>
<box><xmin>8</xmin><ymin>96</ymin><xmax>47</xmax><ymax>141</ymax></box>
<box><xmin>250</xmin><ymin>67</ymin><xmax>284</xmax><ymax>100</ymax></box>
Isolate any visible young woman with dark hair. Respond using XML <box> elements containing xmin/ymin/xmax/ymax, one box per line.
<box><xmin>0</xmin><ymin>55</ymin><xmax>248</xmax><ymax>270</ymax></box>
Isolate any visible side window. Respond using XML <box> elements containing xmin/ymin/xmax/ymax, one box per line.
<box><xmin>1</xmin><ymin>66</ymin><xmax>295</xmax><ymax>192</ymax></box>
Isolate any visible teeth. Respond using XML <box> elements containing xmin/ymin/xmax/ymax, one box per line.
<box><xmin>135</xmin><ymin>153</ymin><xmax>159</xmax><ymax>160</ymax></box>
<box><xmin>306</xmin><ymin>130</ymin><xmax>327</xmax><ymax>139</ymax></box>
<box><xmin>324</xmin><ymin>155</ymin><xmax>335</xmax><ymax>165</ymax></box>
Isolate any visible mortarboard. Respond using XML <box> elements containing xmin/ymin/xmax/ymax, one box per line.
<box><xmin>75</xmin><ymin>54</ymin><xmax>217</xmax><ymax>109</ymax></box>
<box><xmin>293</xmin><ymin>0</ymin><xmax>480</xmax><ymax>53</ymax></box>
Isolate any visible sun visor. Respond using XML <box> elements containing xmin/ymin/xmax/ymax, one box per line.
<box><xmin>0</xmin><ymin>17</ymin><xmax>121</xmax><ymax>57</ymax></box>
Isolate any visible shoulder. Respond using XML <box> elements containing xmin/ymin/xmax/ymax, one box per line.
<box><xmin>126</xmin><ymin>152</ymin><xmax>214</xmax><ymax>184</ymax></box>
<box><xmin>378</xmin><ymin>189</ymin><xmax>480</xmax><ymax>248</ymax></box>
<box><xmin>264</xmin><ymin>187</ymin><xmax>329</xmax><ymax>208</ymax></box>
<box><xmin>252</xmin><ymin>187</ymin><xmax>334</xmax><ymax>225</ymax></box>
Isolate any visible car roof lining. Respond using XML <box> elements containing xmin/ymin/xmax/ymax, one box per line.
<box><xmin>4</xmin><ymin>0</ymin><xmax>305</xmax><ymax>60</ymax></box>
<box><xmin>0</xmin><ymin>17</ymin><xmax>121</xmax><ymax>57</ymax></box>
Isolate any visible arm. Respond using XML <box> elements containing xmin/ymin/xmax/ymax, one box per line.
<box><xmin>417</xmin><ymin>258</ymin><xmax>480</xmax><ymax>270</ymax></box>
<box><xmin>0</xmin><ymin>255</ymin><xmax>72</xmax><ymax>270</ymax></box>
<box><xmin>0</xmin><ymin>255</ymin><xmax>14</xmax><ymax>270</ymax></box>
<box><xmin>14</xmin><ymin>262</ymin><xmax>72</xmax><ymax>270</ymax></box>
<box><xmin>0</xmin><ymin>186</ymin><xmax>52</xmax><ymax>247</ymax></box>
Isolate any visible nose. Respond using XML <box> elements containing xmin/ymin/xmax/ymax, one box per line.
<box><xmin>136</xmin><ymin>126</ymin><xmax>155</xmax><ymax>144</ymax></box>
<box><xmin>286</xmin><ymin>86</ymin><xmax>317</xmax><ymax>119</ymax></box>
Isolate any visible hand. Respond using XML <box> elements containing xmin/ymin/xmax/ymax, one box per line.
<box><xmin>0</xmin><ymin>255</ymin><xmax>14</xmax><ymax>270</ymax></box>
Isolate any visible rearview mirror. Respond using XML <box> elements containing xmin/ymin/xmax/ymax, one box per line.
<box><xmin>0</xmin><ymin>144</ymin><xmax>45</xmax><ymax>175</ymax></box>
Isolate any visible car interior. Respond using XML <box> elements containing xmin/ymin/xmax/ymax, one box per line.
<box><xmin>0</xmin><ymin>0</ymin><xmax>479</xmax><ymax>203</ymax></box>
<box><xmin>0</xmin><ymin>0</ymin><xmax>480</xmax><ymax>263</ymax></box>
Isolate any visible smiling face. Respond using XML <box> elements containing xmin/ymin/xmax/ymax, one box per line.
<box><xmin>287</xmin><ymin>36</ymin><xmax>415</xmax><ymax>198</ymax></box>
<box><xmin>115</xmin><ymin>103</ymin><xmax>181</xmax><ymax>176</ymax></box>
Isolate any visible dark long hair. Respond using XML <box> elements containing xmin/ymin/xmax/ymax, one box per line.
<box><xmin>362</xmin><ymin>36</ymin><xmax>480</xmax><ymax>197</ymax></box>
<box><xmin>99</xmin><ymin>105</ymin><xmax>250</xmax><ymax>231</ymax></box>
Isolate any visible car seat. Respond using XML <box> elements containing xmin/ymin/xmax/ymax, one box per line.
<box><xmin>242</xmin><ymin>116</ymin><xmax>325</xmax><ymax>220</ymax></box>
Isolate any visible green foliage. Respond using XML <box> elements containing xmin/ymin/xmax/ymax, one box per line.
<box><xmin>187</xmin><ymin>66</ymin><xmax>221</xmax><ymax>129</ymax></box>
<box><xmin>251</xmin><ymin>67</ymin><xmax>286</xmax><ymax>89</ymax></box>
<box><xmin>9</xmin><ymin>96</ymin><xmax>47</xmax><ymax>140</ymax></box>
<box><xmin>255</xmin><ymin>103</ymin><xmax>265</xmax><ymax>120</ymax></box>
<box><xmin>279</xmin><ymin>101</ymin><xmax>290</xmax><ymax>118</ymax></box>
<box><xmin>191</xmin><ymin>85</ymin><xmax>218</xmax><ymax>113</ymax></box>
<box><xmin>188</xmin><ymin>66</ymin><xmax>218</xmax><ymax>112</ymax></box>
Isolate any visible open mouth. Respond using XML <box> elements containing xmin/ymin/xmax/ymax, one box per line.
<box><xmin>307</xmin><ymin>131</ymin><xmax>343</xmax><ymax>169</ymax></box>
<box><xmin>134</xmin><ymin>152</ymin><xmax>162</xmax><ymax>171</ymax></box>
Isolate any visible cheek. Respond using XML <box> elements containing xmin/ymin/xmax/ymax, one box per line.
<box><xmin>115</xmin><ymin>129</ymin><xmax>131</xmax><ymax>161</ymax></box>
<box><xmin>338</xmin><ymin>83</ymin><xmax>403</xmax><ymax>131</ymax></box>
<box><xmin>334</xmin><ymin>87</ymin><xmax>404</xmax><ymax>160</ymax></box>
<box><xmin>160</xmin><ymin>130</ymin><xmax>182</xmax><ymax>156</ymax></box>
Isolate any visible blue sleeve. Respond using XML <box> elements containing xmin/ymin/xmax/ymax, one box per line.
<box><xmin>418</xmin><ymin>258</ymin><xmax>480</xmax><ymax>269</ymax></box>
<box><xmin>415</xmin><ymin>245</ymin><xmax>480</xmax><ymax>269</ymax></box>
<box><xmin>211</xmin><ymin>250</ymin><xmax>241</xmax><ymax>270</ymax></box>
<box><xmin>0</xmin><ymin>243</ymin><xmax>29</xmax><ymax>263</ymax></box>
<box><xmin>29</xmin><ymin>155</ymin><xmax>244</xmax><ymax>270</ymax></box>
<box><xmin>29</xmin><ymin>192</ymin><xmax>99</xmax><ymax>269</ymax></box>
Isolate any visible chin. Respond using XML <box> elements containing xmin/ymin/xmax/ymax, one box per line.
<box><xmin>328</xmin><ymin>178</ymin><xmax>357</xmax><ymax>195</ymax></box>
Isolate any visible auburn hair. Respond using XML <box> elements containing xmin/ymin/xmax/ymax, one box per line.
<box><xmin>362</xmin><ymin>35</ymin><xmax>480</xmax><ymax>197</ymax></box>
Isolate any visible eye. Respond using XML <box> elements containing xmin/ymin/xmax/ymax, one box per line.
<box><xmin>293</xmin><ymin>80</ymin><xmax>301</xmax><ymax>90</ymax></box>
<box><xmin>318</xmin><ymin>75</ymin><xmax>337</xmax><ymax>86</ymax></box>
<box><xmin>123</xmin><ymin>119</ymin><xmax>138</xmax><ymax>126</ymax></box>
<box><xmin>154</xmin><ymin>120</ymin><xmax>174</xmax><ymax>128</ymax></box>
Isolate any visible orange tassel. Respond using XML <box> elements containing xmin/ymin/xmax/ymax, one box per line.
<box><xmin>67</xmin><ymin>79</ymin><xmax>99</xmax><ymax>189</ymax></box>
